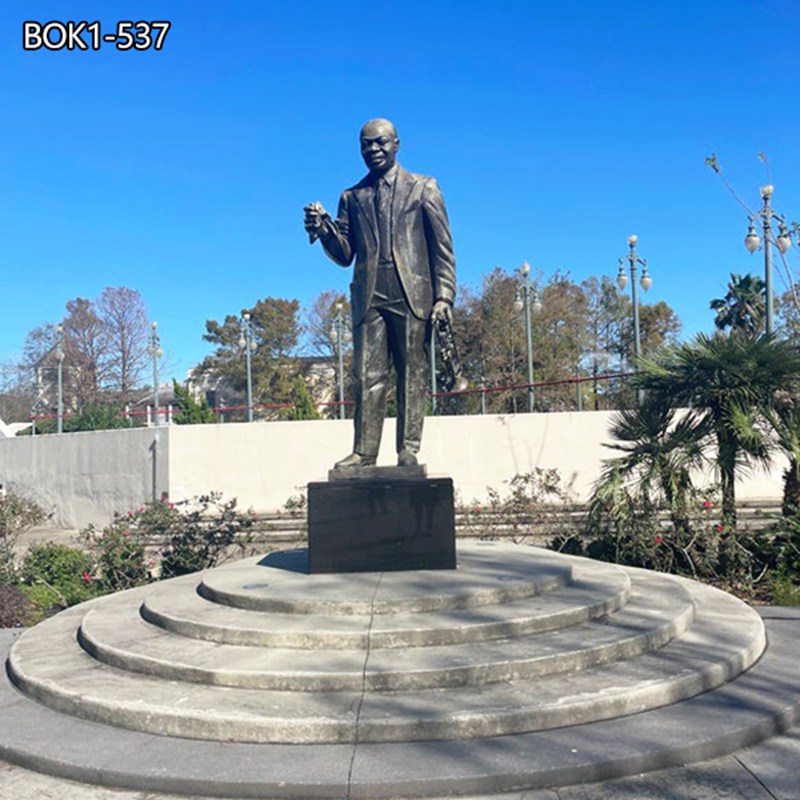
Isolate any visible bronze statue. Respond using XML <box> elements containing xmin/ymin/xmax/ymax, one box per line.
<box><xmin>304</xmin><ymin>119</ymin><xmax>456</xmax><ymax>469</ymax></box>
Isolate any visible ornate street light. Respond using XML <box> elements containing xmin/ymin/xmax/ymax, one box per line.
<box><xmin>512</xmin><ymin>261</ymin><xmax>541</xmax><ymax>413</ymax></box>
<box><xmin>616</xmin><ymin>235</ymin><xmax>652</xmax><ymax>405</ymax></box>
<box><xmin>238</xmin><ymin>311</ymin><xmax>256</xmax><ymax>423</ymax></box>
<box><xmin>147</xmin><ymin>322</ymin><xmax>163</xmax><ymax>425</ymax></box>
<box><xmin>743</xmin><ymin>185</ymin><xmax>793</xmax><ymax>335</ymax></box>
<box><xmin>55</xmin><ymin>323</ymin><xmax>64</xmax><ymax>434</ymax></box>
<box><xmin>329</xmin><ymin>302</ymin><xmax>350</xmax><ymax>420</ymax></box>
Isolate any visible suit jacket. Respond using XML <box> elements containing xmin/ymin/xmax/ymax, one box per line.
<box><xmin>320</xmin><ymin>166</ymin><xmax>456</xmax><ymax>325</ymax></box>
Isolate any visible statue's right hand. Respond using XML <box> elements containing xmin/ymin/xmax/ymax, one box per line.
<box><xmin>304</xmin><ymin>202</ymin><xmax>328</xmax><ymax>234</ymax></box>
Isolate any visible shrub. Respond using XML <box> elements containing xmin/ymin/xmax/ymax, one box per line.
<box><xmin>0</xmin><ymin>490</ymin><xmax>49</xmax><ymax>584</ymax></box>
<box><xmin>19</xmin><ymin>543</ymin><xmax>99</xmax><ymax>613</ymax></box>
<box><xmin>159</xmin><ymin>493</ymin><xmax>255</xmax><ymax>578</ymax></box>
<box><xmin>65</xmin><ymin>402</ymin><xmax>132</xmax><ymax>431</ymax></box>
<box><xmin>579</xmin><ymin>475</ymin><xmax>783</xmax><ymax>597</ymax></box>
<box><xmin>81</xmin><ymin>492</ymin><xmax>255</xmax><ymax>586</ymax></box>
<box><xmin>458</xmin><ymin>468</ymin><xmax>575</xmax><ymax>543</ymax></box>
<box><xmin>772</xmin><ymin>574</ymin><xmax>800</xmax><ymax>605</ymax></box>
<box><xmin>282</xmin><ymin>489</ymin><xmax>307</xmax><ymax>518</ymax></box>
<box><xmin>96</xmin><ymin>528</ymin><xmax>151</xmax><ymax>592</ymax></box>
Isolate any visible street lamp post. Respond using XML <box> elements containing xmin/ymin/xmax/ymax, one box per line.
<box><xmin>238</xmin><ymin>311</ymin><xmax>255</xmax><ymax>423</ymax></box>
<box><xmin>744</xmin><ymin>185</ymin><xmax>792</xmax><ymax>335</ymax></box>
<box><xmin>329</xmin><ymin>303</ymin><xmax>349</xmax><ymax>420</ymax></box>
<box><xmin>147</xmin><ymin>322</ymin><xmax>163</xmax><ymax>426</ymax></box>
<box><xmin>513</xmin><ymin>261</ymin><xmax>541</xmax><ymax>413</ymax></box>
<box><xmin>55</xmin><ymin>324</ymin><xmax>64</xmax><ymax>434</ymax></box>
<box><xmin>616</xmin><ymin>235</ymin><xmax>652</xmax><ymax>404</ymax></box>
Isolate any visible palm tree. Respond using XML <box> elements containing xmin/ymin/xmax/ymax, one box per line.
<box><xmin>636</xmin><ymin>333</ymin><xmax>800</xmax><ymax>527</ymax></box>
<box><xmin>600</xmin><ymin>396</ymin><xmax>704</xmax><ymax>533</ymax></box>
<box><xmin>710</xmin><ymin>273</ymin><xmax>766</xmax><ymax>337</ymax></box>
<box><xmin>758</xmin><ymin>394</ymin><xmax>800</xmax><ymax>515</ymax></box>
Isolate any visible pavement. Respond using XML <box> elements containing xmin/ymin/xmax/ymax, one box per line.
<box><xmin>10</xmin><ymin>525</ymin><xmax>82</xmax><ymax>557</ymax></box>
<box><xmin>0</xmin><ymin>726</ymin><xmax>798</xmax><ymax>799</ymax></box>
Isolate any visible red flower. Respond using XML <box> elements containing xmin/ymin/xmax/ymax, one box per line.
<box><xmin>169</xmin><ymin>502</ymin><xmax>175</xmax><ymax>509</ymax></box>
<box><xmin>655</xmin><ymin>536</ymin><xmax>663</xmax><ymax>545</ymax></box>
<box><xmin>473</xmin><ymin>506</ymin><xmax>481</xmax><ymax>514</ymax></box>
<box><xmin>81</xmin><ymin>572</ymin><xmax>91</xmax><ymax>583</ymax></box>
<box><xmin>702</xmin><ymin>500</ymin><xmax>712</xmax><ymax>510</ymax></box>
<box><xmin>127</xmin><ymin>510</ymin><xmax>133</xmax><ymax>517</ymax></box>
<box><xmin>715</xmin><ymin>524</ymin><xmax>725</xmax><ymax>533</ymax></box>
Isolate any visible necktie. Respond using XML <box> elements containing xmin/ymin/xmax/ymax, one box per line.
<box><xmin>375</xmin><ymin>178</ymin><xmax>392</xmax><ymax>261</ymax></box>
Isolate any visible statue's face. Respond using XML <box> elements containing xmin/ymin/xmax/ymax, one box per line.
<box><xmin>360</xmin><ymin>121</ymin><xmax>399</xmax><ymax>174</ymax></box>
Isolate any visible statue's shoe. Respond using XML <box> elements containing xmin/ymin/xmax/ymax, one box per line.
<box><xmin>397</xmin><ymin>449</ymin><xmax>419</xmax><ymax>467</ymax></box>
<box><xmin>333</xmin><ymin>452</ymin><xmax>377</xmax><ymax>469</ymax></box>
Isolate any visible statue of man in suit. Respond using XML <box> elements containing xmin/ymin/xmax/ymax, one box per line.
<box><xmin>304</xmin><ymin>118</ymin><xmax>456</xmax><ymax>469</ymax></box>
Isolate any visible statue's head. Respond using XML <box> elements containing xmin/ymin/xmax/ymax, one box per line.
<box><xmin>360</xmin><ymin>119</ymin><xmax>400</xmax><ymax>175</ymax></box>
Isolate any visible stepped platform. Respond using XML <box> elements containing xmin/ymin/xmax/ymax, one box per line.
<box><xmin>1</xmin><ymin>541</ymin><xmax>799</xmax><ymax>798</ymax></box>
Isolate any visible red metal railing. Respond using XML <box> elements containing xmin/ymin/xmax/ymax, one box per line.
<box><xmin>28</xmin><ymin>371</ymin><xmax>636</xmax><ymax>429</ymax></box>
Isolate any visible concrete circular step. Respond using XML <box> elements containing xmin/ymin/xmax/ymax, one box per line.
<box><xmin>140</xmin><ymin>556</ymin><xmax>631</xmax><ymax>649</ymax></box>
<box><xmin>1</xmin><ymin>610</ymin><xmax>796</xmax><ymax>799</ymax></box>
<box><xmin>197</xmin><ymin>542</ymin><xmax>573</xmax><ymax>614</ymax></box>
<box><xmin>75</xmin><ymin>571</ymin><xmax>691</xmax><ymax>692</ymax></box>
<box><xmin>5</xmin><ymin>546</ymin><xmax>764</xmax><ymax>747</ymax></box>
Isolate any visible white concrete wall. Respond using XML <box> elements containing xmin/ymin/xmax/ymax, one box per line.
<box><xmin>165</xmin><ymin>413</ymin><xmax>614</xmax><ymax>511</ymax></box>
<box><xmin>165</xmin><ymin>420</ymin><xmax>353</xmax><ymax>511</ymax></box>
<box><xmin>0</xmin><ymin>427</ymin><xmax>168</xmax><ymax>528</ymax></box>
<box><xmin>0</xmin><ymin>412</ymin><xmax>787</xmax><ymax>528</ymax></box>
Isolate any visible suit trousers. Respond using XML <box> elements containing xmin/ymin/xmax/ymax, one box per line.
<box><xmin>352</xmin><ymin>263</ymin><xmax>429</xmax><ymax>458</ymax></box>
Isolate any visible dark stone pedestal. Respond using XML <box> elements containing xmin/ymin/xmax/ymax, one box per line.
<box><xmin>307</xmin><ymin>475</ymin><xmax>456</xmax><ymax>574</ymax></box>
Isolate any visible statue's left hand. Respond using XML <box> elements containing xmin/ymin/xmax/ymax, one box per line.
<box><xmin>431</xmin><ymin>301</ymin><xmax>452</xmax><ymax>324</ymax></box>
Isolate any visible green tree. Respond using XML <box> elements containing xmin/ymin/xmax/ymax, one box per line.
<box><xmin>20</xmin><ymin>401</ymin><xmax>134</xmax><ymax>434</ymax></box>
<box><xmin>287</xmin><ymin>375</ymin><xmax>321</xmax><ymax>420</ymax></box>
<box><xmin>65</xmin><ymin>402</ymin><xmax>129</xmax><ymax>431</ymax></box>
<box><xmin>456</xmin><ymin>269</ymin><xmax>682</xmax><ymax>414</ymax></box>
<box><xmin>197</xmin><ymin>297</ymin><xmax>303</xmax><ymax>418</ymax></box>
<box><xmin>637</xmin><ymin>333</ymin><xmax>800</xmax><ymax>526</ymax></box>
<box><xmin>710</xmin><ymin>273</ymin><xmax>766</xmax><ymax>337</ymax></box>
<box><xmin>172</xmin><ymin>381</ymin><xmax>214</xmax><ymax>424</ymax></box>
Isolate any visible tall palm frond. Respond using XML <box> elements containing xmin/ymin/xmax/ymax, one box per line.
<box><xmin>761</xmin><ymin>395</ymin><xmax>800</xmax><ymax>514</ymax></box>
<box><xmin>600</xmin><ymin>396</ymin><xmax>706</xmax><ymax>532</ymax></box>
<box><xmin>634</xmin><ymin>333</ymin><xmax>800</xmax><ymax>526</ymax></box>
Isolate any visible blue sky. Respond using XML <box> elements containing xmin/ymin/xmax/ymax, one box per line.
<box><xmin>2</xmin><ymin>0</ymin><xmax>800</xmax><ymax>380</ymax></box>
